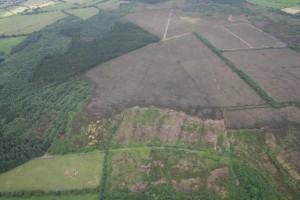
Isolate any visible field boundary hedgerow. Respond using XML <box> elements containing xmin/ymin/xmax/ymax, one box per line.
<box><xmin>193</xmin><ymin>32</ymin><xmax>280</xmax><ymax>108</ymax></box>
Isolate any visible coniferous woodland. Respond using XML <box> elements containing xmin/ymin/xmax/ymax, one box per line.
<box><xmin>0</xmin><ymin>8</ymin><xmax>159</xmax><ymax>173</ymax></box>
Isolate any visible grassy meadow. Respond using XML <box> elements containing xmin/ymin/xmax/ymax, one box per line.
<box><xmin>0</xmin><ymin>152</ymin><xmax>104</xmax><ymax>192</ymax></box>
<box><xmin>0</xmin><ymin>37</ymin><xmax>26</xmax><ymax>54</ymax></box>
<box><xmin>0</xmin><ymin>12</ymin><xmax>66</xmax><ymax>35</ymax></box>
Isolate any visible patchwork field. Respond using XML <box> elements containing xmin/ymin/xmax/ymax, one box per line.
<box><xmin>109</xmin><ymin>148</ymin><xmax>228</xmax><ymax>194</ymax></box>
<box><xmin>0</xmin><ymin>11</ymin><xmax>66</xmax><ymax>35</ymax></box>
<box><xmin>106</xmin><ymin>126</ymin><xmax>298</xmax><ymax>199</ymax></box>
<box><xmin>84</xmin><ymin>33</ymin><xmax>263</xmax><ymax>118</ymax></box>
<box><xmin>0</xmin><ymin>1</ymin><xmax>300</xmax><ymax>199</ymax></box>
<box><xmin>224</xmin><ymin>48</ymin><xmax>300</xmax><ymax>102</ymax></box>
<box><xmin>0</xmin><ymin>152</ymin><xmax>104</xmax><ymax>192</ymax></box>
<box><xmin>0</xmin><ymin>107</ymin><xmax>299</xmax><ymax>199</ymax></box>
<box><xmin>111</xmin><ymin>107</ymin><xmax>225</xmax><ymax>148</ymax></box>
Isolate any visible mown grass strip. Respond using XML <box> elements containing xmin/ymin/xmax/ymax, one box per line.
<box><xmin>193</xmin><ymin>32</ymin><xmax>280</xmax><ymax>108</ymax></box>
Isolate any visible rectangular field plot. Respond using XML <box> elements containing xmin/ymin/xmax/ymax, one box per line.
<box><xmin>198</xmin><ymin>26</ymin><xmax>250</xmax><ymax>50</ymax></box>
<box><xmin>0</xmin><ymin>11</ymin><xmax>66</xmax><ymax>35</ymax></box>
<box><xmin>224</xmin><ymin>48</ymin><xmax>300</xmax><ymax>102</ymax></box>
<box><xmin>85</xmin><ymin>34</ymin><xmax>263</xmax><ymax>118</ymax></box>
<box><xmin>0</xmin><ymin>152</ymin><xmax>104</xmax><ymax>192</ymax></box>
<box><xmin>224</xmin><ymin>23</ymin><xmax>286</xmax><ymax>48</ymax></box>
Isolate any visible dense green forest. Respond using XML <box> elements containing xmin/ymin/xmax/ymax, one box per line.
<box><xmin>0</xmin><ymin>9</ymin><xmax>159</xmax><ymax>173</ymax></box>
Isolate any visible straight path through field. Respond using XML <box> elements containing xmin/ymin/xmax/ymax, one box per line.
<box><xmin>220</xmin><ymin>25</ymin><xmax>254</xmax><ymax>48</ymax></box>
<box><xmin>247</xmin><ymin>23</ymin><xmax>286</xmax><ymax>48</ymax></box>
<box><xmin>164</xmin><ymin>32</ymin><xmax>192</xmax><ymax>41</ymax></box>
<box><xmin>163</xmin><ymin>9</ymin><xmax>173</xmax><ymax>40</ymax></box>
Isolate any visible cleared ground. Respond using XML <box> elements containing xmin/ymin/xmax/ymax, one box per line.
<box><xmin>198</xmin><ymin>26</ymin><xmax>250</xmax><ymax>50</ymax></box>
<box><xmin>124</xmin><ymin>9</ymin><xmax>171</xmax><ymax>39</ymax></box>
<box><xmin>225</xmin><ymin>106</ymin><xmax>300</xmax><ymax>129</ymax></box>
<box><xmin>0</xmin><ymin>152</ymin><xmax>104</xmax><ymax>192</ymax></box>
<box><xmin>224</xmin><ymin>48</ymin><xmax>300</xmax><ymax>102</ymax></box>
<box><xmin>0</xmin><ymin>11</ymin><xmax>66</xmax><ymax>35</ymax></box>
<box><xmin>84</xmin><ymin>34</ymin><xmax>263</xmax><ymax>118</ymax></box>
<box><xmin>286</xmin><ymin>67</ymin><xmax>300</xmax><ymax>80</ymax></box>
<box><xmin>224</xmin><ymin>23</ymin><xmax>286</xmax><ymax>48</ymax></box>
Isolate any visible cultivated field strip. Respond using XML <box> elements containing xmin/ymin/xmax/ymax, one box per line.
<box><xmin>224</xmin><ymin>49</ymin><xmax>300</xmax><ymax>102</ymax></box>
<box><xmin>223</xmin><ymin>23</ymin><xmax>286</xmax><ymax>49</ymax></box>
<box><xmin>85</xmin><ymin>33</ymin><xmax>264</xmax><ymax>118</ymax></box>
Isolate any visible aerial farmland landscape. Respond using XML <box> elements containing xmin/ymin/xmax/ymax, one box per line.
<box><xmin>0</xmin><ymin>0</ymin><xmax>300</xmax><ymax>199</ymax></box>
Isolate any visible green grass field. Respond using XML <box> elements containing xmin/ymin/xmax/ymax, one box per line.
<box><xmin>97</xmin><ymin>0</ymin><xmax>121</xmax><ymax>10</ymax></box>
<box><xmin>0</xmin><ymin>194</ymin><xmax>98</xmax><ymax>200</ymax></box>
<box><xmin>65</xmin><ymin>7</ymin><xmax>99</xmax><ymax>20</ymax></box>
<box><xmin>0</xmin><ymin>9</ymin><xmax>13</xmax><ymax>18</ymax></box>
<box><xmin>6</xmin><ymin>6</ymin><xmax>28</xmax><ymax>14</ymax></box>
<box><xmin>0</xmin><ymin>37</ymin><xmax>26</xmax><ymax>54</ymax></box>
<box><xmin>248</xmin><ymin>0</ymin><xmax>300</xmax><ymax>9</ymax></box>
<box><xmin>21</xmin><ymin>0</ymin><xmax>55</xmax><ymax>8</ymax></box>
<box><xmin>0</xmin><ymin>152</ymin><xmax>104</xmax><ymax>192</ymax></box>
<box><xmin>0</xmin><ymin>11</ymin><xmax>66</xmax><ymax>35</ymax></box>
<box><xmin>39</xmin><ymin>2</ymin><xmax>76</xmax><ymax>12</ymax></box>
